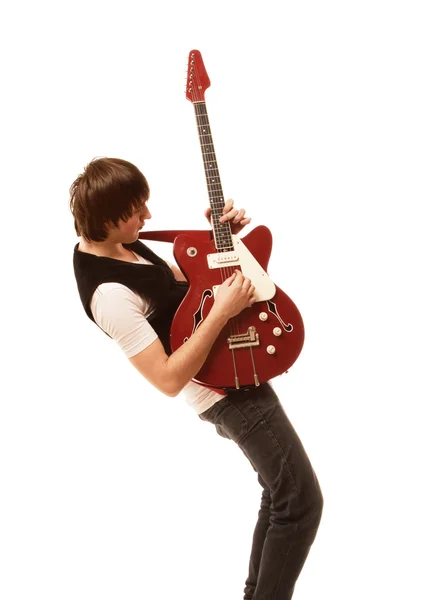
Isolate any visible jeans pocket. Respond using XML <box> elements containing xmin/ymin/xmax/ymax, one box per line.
<box><xmin>215</xmin><ymin>424</ymin><xmax>231</xmax><ymax>439</ymax></box>
<box><xmin>198</xmin><ymin>397</ymin><xmax>248</xmax><ymax>444</ymax></box>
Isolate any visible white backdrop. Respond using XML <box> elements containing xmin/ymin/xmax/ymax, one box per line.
<box><xmin>1</xmin><ymin>1</ymin><xmax>424</xmax><ymax>599</ymax></box>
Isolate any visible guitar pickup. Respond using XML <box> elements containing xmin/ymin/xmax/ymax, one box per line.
<box><xmin>207</xmin><ymin>251</ymin><xmax>240</xmax><ymax>269</ymax></box>
<box><xmin>227</xmin><ymin>327</ymin><xmax>260</xmax><ymax>350</ymax></box>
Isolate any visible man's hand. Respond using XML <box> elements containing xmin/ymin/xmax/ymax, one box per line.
<box><xmin>204</xmin><ymin>199</ymin><xmax>252</xmax><ymax>235</ymax></box>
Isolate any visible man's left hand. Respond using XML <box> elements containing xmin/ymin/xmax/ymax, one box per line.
<box><xmin>204</xmin><ymin>199</ymin><xmax>252</xmax><ymax>235</ymax></box>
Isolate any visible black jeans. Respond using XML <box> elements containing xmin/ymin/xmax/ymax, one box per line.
<box><xmin>198</xmin><ymin>382</ymin><xmax>323</xmax><ymax>600</ymax></box>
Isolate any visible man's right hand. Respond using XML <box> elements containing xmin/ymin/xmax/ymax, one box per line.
<box><xmin>211</xmin><ymin>270</ymin><xmax>256</xmax><ymax>320</ymax></box>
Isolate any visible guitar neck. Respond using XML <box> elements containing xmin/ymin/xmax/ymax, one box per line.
<box><xmin>193</xmin><ymin>101</ymin><xmax>234</xmax><ymax>252</ymax></box>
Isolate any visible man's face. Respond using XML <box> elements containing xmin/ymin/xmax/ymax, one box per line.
<box><xmin>106</xmin><ymin>200</ymin><xmax>151</xmax><ymax>244</ymax></box>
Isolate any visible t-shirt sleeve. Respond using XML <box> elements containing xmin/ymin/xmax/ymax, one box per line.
<box><xmin>90</xmin><ymin>284</ymin><xmax>158</xmax><ymax>358</ymax></box>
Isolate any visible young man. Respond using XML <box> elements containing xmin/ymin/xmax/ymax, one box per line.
<box><xmin>70</xmin><ymin>157</ymin><xmax>323</xmax><ymax>600</ymax></box>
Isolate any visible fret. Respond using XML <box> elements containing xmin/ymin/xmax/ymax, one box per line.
<box><xmin>213</xmin><ymin>227</ymin><xmax>230</xmax><ymax>232</ymax></box>
<box><xmin>193</xmin><ymin>101</ymin><xmax>234</xmax><ymax>252</ymax></box>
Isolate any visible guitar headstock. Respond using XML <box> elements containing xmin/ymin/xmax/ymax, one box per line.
<box><xmin>186</xmin><ymin>49</ymin><xmax>211</xmax><ymax>103</ymax></box>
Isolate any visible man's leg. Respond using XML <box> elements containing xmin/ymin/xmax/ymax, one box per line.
<box><xmin>242</xmin><ymin>474</ymin><xmax>272</xmax><ymax>600</ymax></box>
<box><xmin>198</xmin><ymin>383</ymin><xmax>323</xmax><ymax>600</ymax></box>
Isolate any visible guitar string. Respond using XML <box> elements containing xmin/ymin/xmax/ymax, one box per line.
<box><xmin>192</xmin><ymin>56</ymin><xmax>252</xmax><ymax>390</ymax></box>
<box><xmin>192</xmin><ymin>61</ymin><xmax>242</xmax><ymax>345</ymax></box>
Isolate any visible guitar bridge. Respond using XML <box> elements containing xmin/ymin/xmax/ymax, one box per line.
<box><xmin>227</xmin><ymin>326</ymin><xmax>260</xmax><ymax>350</ymax></box>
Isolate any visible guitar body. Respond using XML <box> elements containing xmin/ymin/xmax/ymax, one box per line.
<box><xmin>170</xmin><ymin>225</ymin><xmax>304</xmax><ymax>389</ymax></box>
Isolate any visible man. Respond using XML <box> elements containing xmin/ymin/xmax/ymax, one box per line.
<box><xmin>70</xmin><ymin>156</ymin><xmax>323</xmax><ymax>600</ymax></box>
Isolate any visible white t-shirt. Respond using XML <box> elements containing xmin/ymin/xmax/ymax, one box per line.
<box><xmin>90</xmin><ymin>250</ymin><xmax>226</xmax><ymax>414</ymax></box>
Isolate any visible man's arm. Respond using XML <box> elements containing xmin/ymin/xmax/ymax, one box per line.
<box><xmin>129</xmin><ymin>309</ymin><xmax>227</xmax><ymax>397</ymax></box>
<box><xmin>129</xmin><ymin>269</ymin><xmax>254</xmax><ymax>397</ymax></box>
<box><xmin>92</xmin><ymin>282</ymin><xmax>225</xmax><ymax>397</ymax></box>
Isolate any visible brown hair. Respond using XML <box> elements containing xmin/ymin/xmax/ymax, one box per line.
<box><xmin>69</xmin><ymin>157</ymin><xmax>150</xmax><ymax>242</ymax></box>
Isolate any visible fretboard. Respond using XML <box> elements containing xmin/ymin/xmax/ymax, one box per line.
<box><xmin>194</xmin><ymin>102</ymin><xmax>234</xmax><ymax>252</ymax></box>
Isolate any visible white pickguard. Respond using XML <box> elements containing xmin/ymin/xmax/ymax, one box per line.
<box><xmin>209</xmin><ymin>235</ymin><xmax>276</xmax><ymax>301</ymax></box>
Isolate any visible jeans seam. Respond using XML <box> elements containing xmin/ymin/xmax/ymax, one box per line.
<box><xmin>242</xmin><ymin>398</ymin><xmax>299</xmax><ymax>494</ymax></box>
<box><xmin>273</xmin><ymin>542</ymin><xmax>293</xmax><ymax>600</ymax></box>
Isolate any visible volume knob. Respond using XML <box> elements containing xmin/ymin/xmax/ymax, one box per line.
<box><xmin>259</xmin><ymin>312</ymin><xmax>268</xmax><ymax>322</ymax></box>
<box><xmin>266</xmin><ymin>345</ymin><xmax>276</xmax><ymax>355</ymax></box>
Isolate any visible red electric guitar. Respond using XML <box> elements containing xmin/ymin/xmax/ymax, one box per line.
<box><xmin>169</xmin><ymin>50</ymin><xmax>305</xmax><ymax>390</ymax></box>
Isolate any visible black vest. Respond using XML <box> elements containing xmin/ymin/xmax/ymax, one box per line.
<box><xmin>73</xmin><ymin>240</ymin><xmax>189</xmax><ymax>356</ymax></box>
